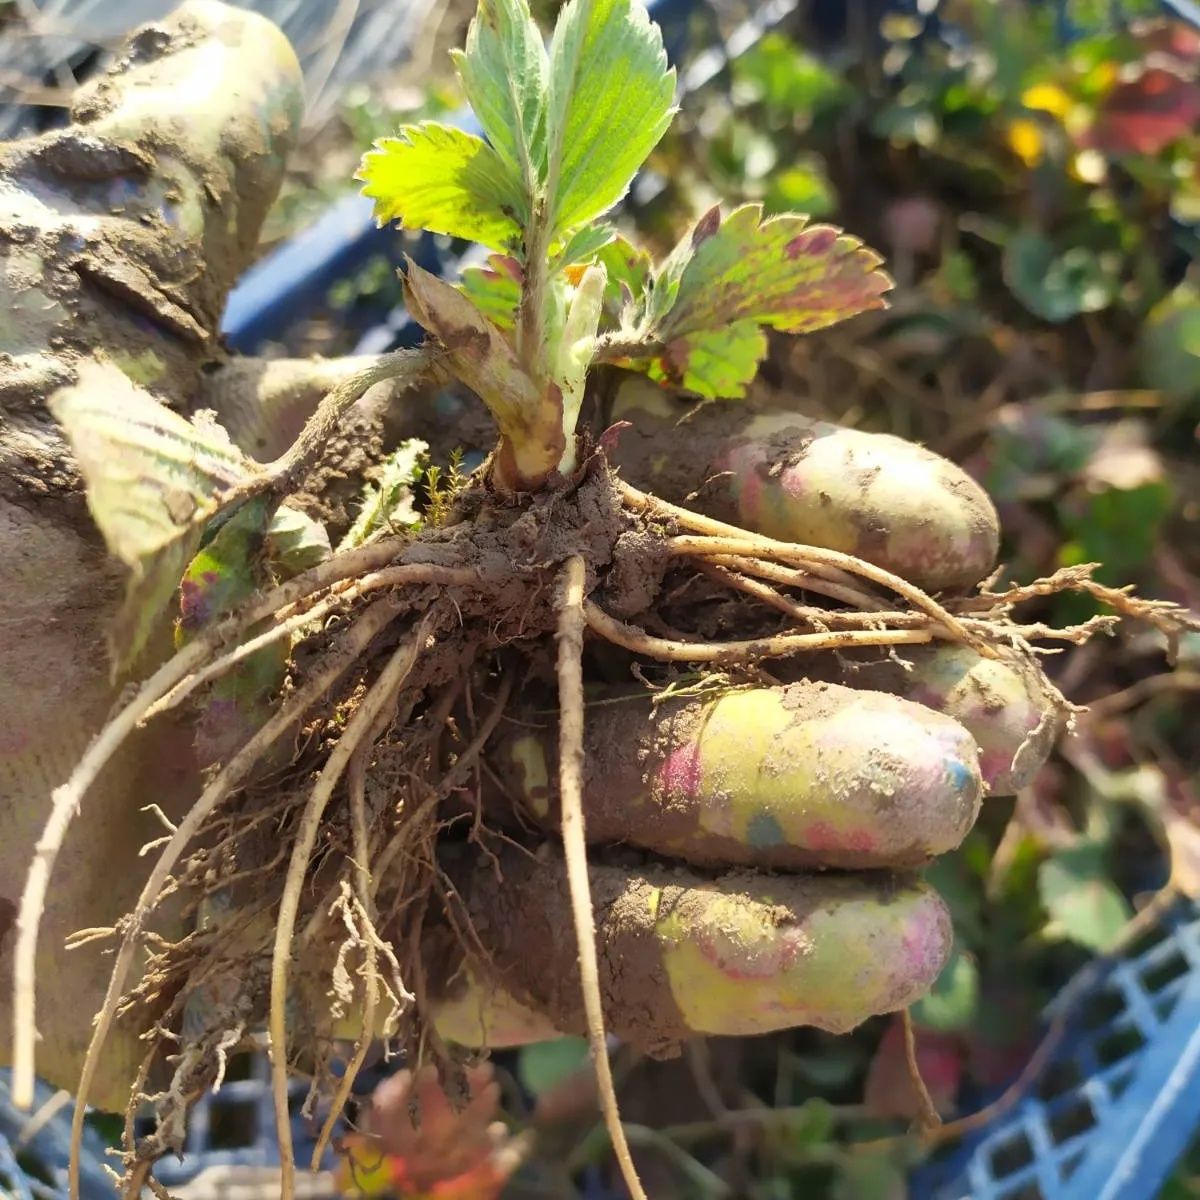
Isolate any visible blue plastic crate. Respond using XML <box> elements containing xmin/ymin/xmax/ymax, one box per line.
<box><xmin>912</xmin><ymin>898</ymin><xmax>1200</xmax><ymax>1200</ymax></box>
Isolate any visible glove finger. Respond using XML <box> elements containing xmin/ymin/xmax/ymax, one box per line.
<box><xmin>485</xmin><ymin>680</ymin><xmax>981</xmax><ymax>871</ymax></box>
<box><xmin>607</xmin><ymin>377</ymin><xmax>999</xmax><ymax>594</ymax></box>
<box><xmin>435</xmin><ymin>844</ymin><xmax>952</xmax><ymax>1052</ymax></box>
<box><xmin>784</xmin><ymin>643</ymin><xmax>1062</xmax><ymax>795</ymax></box>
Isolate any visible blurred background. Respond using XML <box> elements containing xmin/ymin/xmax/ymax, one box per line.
<box><xmin>2</xmin><ymin>0</ymin><xmax>1200</xmax><ymax>1197</ymax></box>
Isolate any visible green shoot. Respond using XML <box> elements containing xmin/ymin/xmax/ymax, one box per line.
<box><xmin>357</xmin><ymin>0</ymin><xmax>893</xmax><ymax>492</ymax></box>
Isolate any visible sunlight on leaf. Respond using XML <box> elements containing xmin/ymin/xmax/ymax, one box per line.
<box><xmin>340</xmin><ymin>439</ymin><xmax>429</xmax><ymax>550</ymax></box>
<box><xmin>451</xmin><ymin>0</ymin><xmax>548</xmax><ymax>194</ymax></box>
<box><xmin>266</xmin><ymin>505</ymin><xmax>333</xmax><ymax>575</ymax></box>
<box><xmin>553</xmin><ymin>222</ymin><xmax>617</xmax><ymax>271</ymax></box>
<box><xmin>49</xmin><ymin>360</ymin><xmax>253</xmax><ymax>667</ymax></box>
<box><xmin>660</xmin><ymin>204</ymin><xmax>893</xmax><ymax>339</ymax></box>
<box><xmin>358</xmin><ymin>123</ymin><xmax>526</xmax><ymax>250</ymax></box>
<box><xmin>546</xmin><ymin>0</ymin><xmax>676</xmax><ymax>233</ymax></box>
<box><xmin>646</xmin><ymin>319</ymin><xmax>767</xmax><ymax>398</ymax></box>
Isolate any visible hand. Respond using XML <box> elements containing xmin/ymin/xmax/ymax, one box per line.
<box><xmin>427</xmin><ymin>379</ymin><xmax>1054</xmax><ymax>1054</ymax></box>
<box><xmin>0</xmin><ymin>1</ymin><xmax>1057</xmax><ymax>1123</ymax></box>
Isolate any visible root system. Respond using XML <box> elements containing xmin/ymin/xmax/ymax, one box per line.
<box><xmin>12</xmin><ymin>441</ymin><xmax>1199</xmax><ymax>1200</ymax></box>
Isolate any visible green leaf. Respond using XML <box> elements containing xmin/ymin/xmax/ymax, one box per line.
<box><xmin>1062</xmin><ymin>480</ymin><xmax>1172</xmax><ymax>581</ymax></box>
<box><xmin>178</xmin><ymin>497</ymin><xmax>271</xmax><ymax>641</ymax></box>
<box><xmin>178</xmin><ymin>498</ymin><xmax>287</xmax><ymax>766</ymax></box>
<box><xmin>518</xmin><ymin>1036</ymin><xmax>590</xmax><ymax>1096</ymax></box>
<box><xmin>911</xmin><ymin>946</ymin><xmax>979</xmax><ymax>1032</ymax></box>
<box><xmin>451</xmin><ymin>0</ymin><xmax>548</xmax><ymax>194</ymax></box>
<box><xmin>553</xmin><ymin>222</ymin><xmax>617</xmax><ymax>271</ymax></box>
<box><xmin>1003</xmin><ymin>229</ymin><xmax>1119</xmax><ymax>322</ymax></box>
<box><xmin>645</xmin><ymin>319</ymin><xmax>767</xmax><ymax>399</ymax></box>
<box><xmin>596</xmin><ymin>232</ymin><xmax>652</xmax><ymax>327</ymax></box>
<box><xmin>553</xmin><ymin>263</ymin><xmax>607</xmax><ymax>466</ymax></box>
<box><xmin>339</xmin><ymin>439</ymin><xmax>429</xmax><ymax>550</ymax></box>
<box><xmin>266</xmin><ymin>505</ymin><xmax>332</xmax><ymax>576</ymax></box>
<box><xmin>1038</xmin><ymin>842</ymin><xmax>1132</xmax><ymax>951</ymax></box>
<box><xmin>459</xmin><ymin>255</ymin><xmax>522</xmax><ymax>330</ymax></box>
<box><xmin>546</xmin><ymin>0</ymin><xmax>676</xmax><ymax>233</ymax></box>
<box><xmin>658</xmin><ymin>204</ymin><xmax>893</xmax><ymax>341</ymax></box>
<box><xmin>357</xmin><ymin>123</ymin><xmax>526</xmax><ymax>251</ymax></box>
<box><xmin>49</xmin><ymin>360</ymin><xmax>253</xmax><ymax>666</ymax></box>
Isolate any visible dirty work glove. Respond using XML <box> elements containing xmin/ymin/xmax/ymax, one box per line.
<box><xmin>0</xmin><ymin>1</ymin><xmax>1057</xmax><ymax>1114</ymax></box>
<box><xmin>430</xmin><ymin>381</ymin><xmax>1054</xmax><ymax>1053</ymax></box>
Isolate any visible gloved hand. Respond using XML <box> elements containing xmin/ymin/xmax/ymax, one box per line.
<box><xmin>0</xmin><ymin>1</ymin><xmax>1057</xmax><ymax>1120</ymax></box>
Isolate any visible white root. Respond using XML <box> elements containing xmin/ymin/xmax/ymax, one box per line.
<box><xmin>556</xmin><ymin>556</ymin><xmax>648</xmax><ymax>1200</ymax></box>
<box><xmin>142</xmin><ymin>563</ymin><xmax>477</xmax><ymax>724</ymax></box>
<box><xmin>269</xmin><ymin>618</ymin><xmax>428</xmax><ymax>1199</ymax></box>
<box><xmin>67</xmin><ymin>599</ymin><xmax>402</xmax><ymax>1200</ymax></box>
<box><xmin>10</xmin><ymin>538</ymin><xmax>412</xmax><ymax>1110</ymax></box>
<box><xmin>585</xmin><ymin>599</ymin><xmax>934</xmax><ymax>662</ymax></box>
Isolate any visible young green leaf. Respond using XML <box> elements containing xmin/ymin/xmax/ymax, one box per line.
<box><xmin>266</xmin><ymin>505</ymin><xmax>333</xmax><ymax>575</ymax></box>
<box><xmin>554</xmin><ymin>263</ymin><xmax>607</xmax><ymax>471</ymax></box>
<box><xmin>339</xmin><ymin>439</ymin><xmax>429</xmax><ymax>550</ymax></box>
<box><xmin>451</xmin><ymin>0</ymin><xmax>548</xmax><ymax>195</ymax></box>
<box><xmin>644</xmin><ymin>320</ymin><xmax>767</xmax><ymax>398</ymax></box>
<box><xmin>553</xmin><ymin>223</ymin><xmax>617</xmax><ymax>271</ymax></box>
<box><xmin>596</xmin><ymin>232</ymin><xmax>653</xmax><ymax>328</ymax></box>
<box><xmin>358</xmin><ymin>123</ymin><xmax>526</xmax><ymax>250</ymax></box>
<box><xmin>545</xmin><ymin>0</ymin><xmax>676</xmax><ymax>233</ymax></box>
<box><xmin>459</xmin><ymin>255</ymin><xmax>522</xmax><ymax>330</ymax></box>
<box><xmin>49</xmin><ymin>360</ymin><xmax>254</xmax><ymax>666</ymax></box>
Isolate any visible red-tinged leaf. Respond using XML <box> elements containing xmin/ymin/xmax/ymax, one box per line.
<box><xmin>626</xmin><ymin>204</ymin><xmax>892</xmax><ymax>398</ymax></box>
<box><xmin>354</xmin><ymin>1064</ymin><xmax>525</xmax><ymax>1196</ymax></box>
<box><xmin>659</xmin><ymin>203</ymin><xmax>893</xmax><ymax>340</ymax></box>
<box><xmin>1087</xmin><ymin>68</ymin><xmax>1200</xmax><ymax>156</ymax></box>
<box><xmin>459</xmin><ymin>255</ymin><xmax>522</xmax><ymax>331</ymax></box>
<box><xmin>645</xmin><ymin>320</ymin><xmax>768</xmax><ymax>398</ymax></box>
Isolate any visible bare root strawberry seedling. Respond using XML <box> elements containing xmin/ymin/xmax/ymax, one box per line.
<box><xmin>7</xmin><ymin>2</ymin><xmax>1199</xmax><ymax>1198</ymax></box>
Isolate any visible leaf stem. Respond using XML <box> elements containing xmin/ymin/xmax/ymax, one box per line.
<box><xmin>517</xmin><ymin>198</ymin><xmax>553</xmax><ymax>391</ymax></box>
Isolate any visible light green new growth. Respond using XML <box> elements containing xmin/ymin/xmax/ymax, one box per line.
<box><xmin>339</xmin><ymin>439</ymin><xmax>429</xmax><ymax>551</ymax></box>
<box><xmin>357</xmin><ymin>0</ymin><xmax>893</xmax><ymax>491</ymax></box>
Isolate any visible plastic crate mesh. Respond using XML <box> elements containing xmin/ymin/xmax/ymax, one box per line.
<box><xmin>915</xmin><ymin>901</ymin><xmax>1200</xmax><ymax>1200</ymax></box>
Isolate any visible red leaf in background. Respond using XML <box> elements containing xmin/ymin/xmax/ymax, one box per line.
<box><xmin>864</xmin><ymin>1019</ymin><xmax>963</xmax><ymax>1121</ymax></box>
<box><xmin>1087</xmin><ymin>67</ymin><xmax>1200</xmax><ymax>156</ymax></box>
<box><xmin>337</xmin><ymin>1064</ymin><xmax>526</xmax><ymax>1199</ymax></box>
